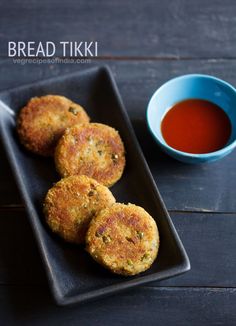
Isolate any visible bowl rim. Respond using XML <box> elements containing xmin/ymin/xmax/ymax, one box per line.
<box><xmin>146</xmin><ymin>73</ymin><xmax>236</xmax><ymax>158</ymax></box>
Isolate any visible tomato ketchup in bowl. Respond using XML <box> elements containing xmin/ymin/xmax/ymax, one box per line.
<box><xmin>146</xmin><ymin>74</ymin><xmax>236</xmax><ymax>163</ymax></box>
<box><xmin>161</xmin><ymin>99</ymin><xmax>231</xmax><ymax>154</ymax></box>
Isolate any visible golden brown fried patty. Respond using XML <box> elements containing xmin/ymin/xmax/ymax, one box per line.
<box><xmin>86</xmin><ymin>203</ymin><xmax>159</xmax><ymax>275</ymax></box>
<box><xmin>17</xmin><ymin>95</ymin><xmax>90</xmax><ymax>156</ymax></box>
<box><xmin>55</xmin><ymin>123</ymin><xmax>126</xmax><ymax>187</ymax></box>
<box><xmin>43</xmin><ymin>175</ymin><xmax>115</xmax><ymax>244</ymax></box>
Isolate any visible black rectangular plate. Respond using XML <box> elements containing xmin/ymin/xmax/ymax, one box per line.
<box><xmin>0</xmin><ymin>66</ymin><xmax>190</xmax><ymax>305</ymax></box>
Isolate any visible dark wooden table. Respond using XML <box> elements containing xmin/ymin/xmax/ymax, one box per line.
<box><xmin>1</xmin><ymin>1</ymin><xmax>236</xmax><ymax>324</ymax></box>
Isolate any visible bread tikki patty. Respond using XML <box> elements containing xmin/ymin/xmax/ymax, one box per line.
<box><xmin>43</xmin><ymin>175</ymin><xmax>115</xmax><ymax>244</ymax></box>
<box><xmin>55</xmin><ymin>123</ymin><xmax>126</xmax><ymax>187</ymax></box>
<box><xmin>86</xmin><ymin>203</ymin><xmax>159</xmax><ymax>275</ymax></box>
<box><xmin>17</xmin><ymin>95</ymin><xmax>90</xmax><ymax>156</ymax></box>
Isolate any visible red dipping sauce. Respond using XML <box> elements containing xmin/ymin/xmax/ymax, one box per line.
<box><xmin>161</xmin><ymin>99</ymin><xmax>231</xmax><ymax>154</ymax></box>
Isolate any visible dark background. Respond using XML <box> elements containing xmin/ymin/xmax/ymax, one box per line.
<box><xmin>1</xmin><ymin>0</ymin><xmax>236</xmax><ymax>325</ymax></box>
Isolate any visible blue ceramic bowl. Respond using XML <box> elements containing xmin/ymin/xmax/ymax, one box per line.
<box><xmin>146</xmin><ymin>74</ymin><xmax>236</xmax><ymax>163</ymax></box>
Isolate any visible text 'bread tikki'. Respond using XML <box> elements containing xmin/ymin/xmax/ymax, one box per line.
<box><xmin>86</xmin><ymin>203</ymin><xmax>159</xmax><ymax>275</ymax></box>
<box><xmin>55</xmin><ymin>123</ymin><xmax>126</xmax><ymax>187</ymax></box>
<box><xmin>43</xmin><ymin>175</ymin><xmax>115</xmax><ymax>244</ymax></box>
<box><xmin>17</xmin><ymin>95</ymin><xmax>90</xmax><ymax>156</ymax></box>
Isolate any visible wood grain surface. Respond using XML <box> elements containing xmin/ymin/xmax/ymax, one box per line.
<box><xmin>1</xmin><ymin>0</ymin><xmax>236</xmax><ymax>59</ymax></box>
<box><xmin>1</xmin><ymin>0</ymin><xmax>236</xmax><ymax>324</ymax></box>
<box><xmin>0</xmin><ymin>286</ymin><xmax>235</xmax><ymax>325</ymax></box>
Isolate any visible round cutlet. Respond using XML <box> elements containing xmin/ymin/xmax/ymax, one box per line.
<box><xmin>86</xmin><ymin>203</ymin><xmax>159</xmax><ymax>275</ymax></box>
<box><xmin>55</xmin><ymin>123</ymin><xmax>126</xmax><ymax>187</ymax></box>
<box><xmin>43</xmin><ymin>175</ymin><xmax>115</xmax><ymax>244</ymax></box>
<box><xmin>17</xmin><ymin>95</ymin><xmax>90</xmax><ymax>156</ymax></box>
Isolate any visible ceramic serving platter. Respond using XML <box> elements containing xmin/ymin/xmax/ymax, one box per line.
<box><xmin>0</xmin><ymin>66</ymin><xmax>190</xmax><ymax>305</ymax></box>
